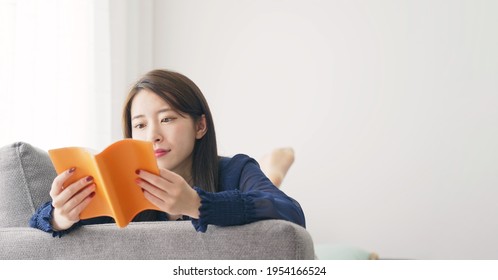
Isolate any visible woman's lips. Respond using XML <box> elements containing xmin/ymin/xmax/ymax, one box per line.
<box><xmin>154</xmin><ymin>149</ymin><xmax>169</xmax><ymax>158</ymax></box>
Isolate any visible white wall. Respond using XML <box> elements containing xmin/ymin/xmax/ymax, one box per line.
<box><xmin>109</xmin><ymin>0</ymin><xmax>155</xmax><ymax>143</ymax></box>
<box><xmin>0</xmin><ymin>0</ymin><xmax>114</xmax><ymax>151</ymax></box>
<box><xmin>150</xmin><ymin>0</ymin><xmax>498</xmax><ymax>259</ymax></box>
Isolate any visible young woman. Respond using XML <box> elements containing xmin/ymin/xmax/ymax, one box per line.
<box><xmin>30</xmin><ymin>69</ymin><xmax>305</xmax><ymax>236</ymax></box>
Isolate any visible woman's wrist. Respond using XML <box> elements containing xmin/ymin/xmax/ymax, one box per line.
<box><xmin>51</xmin><ymin>218</ymin><xmax>65</xmax><ymax>231</ymax></box>
<box><xmin>187</xmin><ymin>190</ymin><xmax>201</xmax><ymax>219</ymax></box>
<box><xmin>51</xmin><ymin>212</ymin><xmax>74</xmax><ymax>231</ymax></box>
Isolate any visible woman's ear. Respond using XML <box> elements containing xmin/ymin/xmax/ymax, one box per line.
<box><xmin>195</xmin><ymin>114</ymin><xmax>208</xmax><ymax>139</ymax></box>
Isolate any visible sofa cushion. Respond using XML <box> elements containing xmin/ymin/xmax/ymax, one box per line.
<box><xmin>0</xmin><ymin>220</ymin><xmax>315</xmax><ymax>259</ymax></box>
<box><xmin>0</xmin><ymin>142</ymin><xmax>55</xmax><ymax>227</ymax></box>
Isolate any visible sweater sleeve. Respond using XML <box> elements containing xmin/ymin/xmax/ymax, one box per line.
<box><xmin>29</xmin><ymin>201</ymin><xmax>82</xmax><ymax>238</ymax></box>
<box><xmin>191</xmin><ymin>155</ymin><xmax>306</xmax><ymax>232</ymax></box>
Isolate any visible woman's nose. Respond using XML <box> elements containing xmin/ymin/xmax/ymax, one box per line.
<box><xmin>153</xmin><ymin>135</ymin><xmax>162</xmax><ymax>142</ymax></box>
<box><xmin>148</xmin><ymin>124</ymin><xmax>163</xmax><ymax>143</ymax></box>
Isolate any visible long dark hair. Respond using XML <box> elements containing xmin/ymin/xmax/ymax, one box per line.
<box><xmin>122</xmin><ymin>69</ymin><xmax>219</xmax><ymax>192</ymax></box>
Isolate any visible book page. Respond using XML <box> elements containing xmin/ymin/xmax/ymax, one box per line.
<box><xmin>95</xmin><ymin>139</ymin><xmax>161</xmax><ymax>227</ymax></box>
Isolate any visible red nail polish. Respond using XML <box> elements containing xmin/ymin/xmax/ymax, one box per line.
<box><xmin>86</xmin><ymin>176</ymin><xmax>93</xmax><ymax>182</ymax></box>
<box><xmin>135</xmin><ymin>170</ymin><xmax>140</xmax><ymax>175</ymax></box>
<box><xmin>69</xmin><ymin>167</ymin><xmax>76</xmax><ymax>173</ymax></box>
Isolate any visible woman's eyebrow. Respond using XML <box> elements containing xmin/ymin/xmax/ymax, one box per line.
<box><xmin>157</xmin><ymin>108</ymin><xmax>172</xmax><ymax>114</ymax></box>
<box><xmin>132</xmin><ymin>108</ymin><xmax>172</xmax><ymax>120</ymax></box>
<box><xmin>131</xmin><ymin>114</ymin><xmax>145</xmax><ymax>120</ymax></box>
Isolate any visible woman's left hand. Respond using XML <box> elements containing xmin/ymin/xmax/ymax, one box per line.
<box><xmin>135</xmin><ymin>169</ymin><xmax>201</xmax><ymax>219</ymax></box>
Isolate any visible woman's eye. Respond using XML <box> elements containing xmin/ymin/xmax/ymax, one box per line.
<box><xmin>161</xmin><ymin>117</ymin><xmax>174</xmax><ymax>123</ymax></box>
<box><xmin>133</xmin><ymin>123</ymin><xmax>145</xmax><ymax>129</ymax></box>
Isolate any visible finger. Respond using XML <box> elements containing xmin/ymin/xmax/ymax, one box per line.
<box><xmin>137</xmin><ymin>170</ymin><xmax>173</xmax><ymax>191</ymax></box>
<box><xmin>61</xmin><ymin>184</ymin><xmax>96</xmax><ymax>214</ymax></box>
<box><xmin>136</xmin><ymin>178</ymin><xmax>167</xmax><ymax>201</ymax></box>
<box><xmin>68</xmin><ymin>192</ymin><xmax>95</xmax><ymax>219</ymax></box>
<box><xmin>142</xmin><ymin>189</ymin><xmax>167</xmax><ymax>211</ymax></box>
<box><xmin>158</xmin><ymin>168</ymin><xmax>182</xmax><ymax>182</ymax></box>
<box><xmin>50</xmin><ymin>167</ymin><xmax>76</xmax><ymax>197</ymax></box>
<box><xmin>52</xmin><ymin>176</ymin><xmax>94</xmax><ymax>208</ymax></box>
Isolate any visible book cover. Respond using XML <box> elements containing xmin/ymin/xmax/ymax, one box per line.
<box><xmin>48</xmin><ymin>139</ymin><xmax>161</xmax><ymax>228</ymax></box>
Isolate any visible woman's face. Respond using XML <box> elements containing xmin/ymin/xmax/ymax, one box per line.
<box><xmin>130</xmin><ymin>89</ymin><xmax>204</xmax><ymax>180</ymax></box>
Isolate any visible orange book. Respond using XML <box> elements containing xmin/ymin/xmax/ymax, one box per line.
<box><xmin>48</xmin><ymin>139</ymin><xmax>161</xmax><ymax>228</ymax></box>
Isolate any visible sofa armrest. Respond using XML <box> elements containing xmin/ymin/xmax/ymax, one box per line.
<box><xmin>0</xmin><ymin>220</ymin><xmax>314</xmax><ymax>259</ymax></box>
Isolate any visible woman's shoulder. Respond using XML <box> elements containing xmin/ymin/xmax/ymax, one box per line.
<box><xmin>217</xmin><ymin>154</ymin><xmax>260</xmax><ymax>190</ymax></box>
<box><xmin>218</xmin><ymin>153</ymin><xmax>258</xmax><ymax>171</ymax></box>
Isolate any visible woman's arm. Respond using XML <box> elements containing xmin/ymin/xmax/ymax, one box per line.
<box><xmin>29</xmin><ymin>201</ymin><xmax>116</xmax><ymax>237</ymax></box>
<box><xmin>191</xmin><ymin>154</ymin><xmax>306</xmax><ymax>232</ymax></box>
<box><xmin>29</xmin><ymin>201</ymin><xmax>82</xmax><ymax>237</ymax></box>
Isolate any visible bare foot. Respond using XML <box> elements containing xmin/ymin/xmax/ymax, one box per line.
<box><xmin>259</xmin><ymin>147</ymin><xmax>295</xmax><ymax>188</ymax></box>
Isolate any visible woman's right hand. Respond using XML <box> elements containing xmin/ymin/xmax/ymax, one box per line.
<box><xmin>49</xmin><ymin>167</ymin><xmax>96</xmax><ymax>231</ymax></box>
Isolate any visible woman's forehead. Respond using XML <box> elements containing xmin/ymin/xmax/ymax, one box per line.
<box><xmin>131</xmin><ymin>89</ymin><xmax>171</xmax><ymax>112</ymax></box>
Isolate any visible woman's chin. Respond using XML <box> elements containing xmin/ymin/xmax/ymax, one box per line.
<box><xmin>156</xmin><ymin>159</ymin><xmax>173</xmax><ymax>170</ymax></box>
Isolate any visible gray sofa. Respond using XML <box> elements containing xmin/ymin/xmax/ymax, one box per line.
<box><xmin>0</xmin><ymin>142</ymin><xmax>314</xmax><ymax>260</ymax></box>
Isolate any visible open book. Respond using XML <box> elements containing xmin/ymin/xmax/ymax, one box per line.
<box><xmin>48</xmin><ymin>139</ymin><xmax>161</xmax><ymax>228</ymax></box>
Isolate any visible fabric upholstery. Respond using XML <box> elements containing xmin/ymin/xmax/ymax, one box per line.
<box><xmin>0</xmin><ymin>142</ymin><xmax>55</xmax><ymax>227</ymax></box>
<box><xmin>0</xmin><ymin>220</ymin><xmax>314</xmax><ymax>259</ymax></box>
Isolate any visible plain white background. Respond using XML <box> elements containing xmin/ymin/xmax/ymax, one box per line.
<box><xmin>145</xmin><ymin>0</ymin><xmax>498</xmax><ymax>259</ymax></box>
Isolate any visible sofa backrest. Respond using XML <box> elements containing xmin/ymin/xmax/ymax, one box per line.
<box><xmin>1</xmin><ymin>220</ymin><xmax>315</xmax><ymax>259</ymax></box>
<box><xmin>0</xmin><ymin>142</ymin><xmax>55</xmax><ymax>227</ymax></box>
